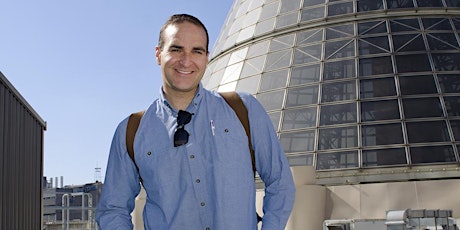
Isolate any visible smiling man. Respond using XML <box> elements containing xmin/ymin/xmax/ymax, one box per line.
<box><xmin>96</xmin><ymin>14</ymin><xmax>295</xmax><ymax>230</ymax></box>
<box><xmin>156</xmin><ymin>17</ymin><xmax>209</xmax><ymax>111</ymax></box>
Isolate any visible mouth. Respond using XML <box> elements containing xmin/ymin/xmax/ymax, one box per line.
<box><xmin>176</xmin><ymin>69</ymin><xmax>194</xmax><ymax>75</ymax></box>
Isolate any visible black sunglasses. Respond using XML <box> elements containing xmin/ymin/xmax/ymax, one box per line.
<box><xmin>174</xmin><ymin>110</ymin><xmax>193</xmax><ymax>147</ymax></box>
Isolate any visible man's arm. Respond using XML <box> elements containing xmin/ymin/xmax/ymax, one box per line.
<box><xmin>96</xmin><ymin>118</ymin><xmax>142</xmax><ymax>229</ymax></box>
<box><xmin>241</xmin><ymin>93</ymin><xmax>296</xmax><ymax>230</ymax></box>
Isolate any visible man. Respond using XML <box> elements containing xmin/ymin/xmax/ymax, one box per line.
<box><xmin>96</xmin><ymin>14</ymin><xmax>295</xmax><ymax>230</ymax></box>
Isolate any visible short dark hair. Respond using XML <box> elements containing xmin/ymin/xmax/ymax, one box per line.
<box><xmin>158</xmin><ymin>14</ymin><xmax>209</xmax><ymax>53</ymax></box>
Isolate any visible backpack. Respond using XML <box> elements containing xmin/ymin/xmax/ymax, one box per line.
<box><xmin>125</xmin><ymin>91</ymin><xmax>262</xmax><ymax>222</ymax></box>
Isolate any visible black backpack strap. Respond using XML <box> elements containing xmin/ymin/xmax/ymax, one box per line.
<box><xmin>126</xmin><ymin>110</ymin><xmax>145</xmax><ymax>183</ymax></box>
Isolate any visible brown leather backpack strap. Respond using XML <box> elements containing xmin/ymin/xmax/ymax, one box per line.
<box><xmin>126</xmin><ymin>110</ymin><xmax>145</xmax><ymax>182</ymax></box>
<box><xmin>219</xmin><ymin>92</ymin><xmax>256</xmax><ymax>176</ymax></box>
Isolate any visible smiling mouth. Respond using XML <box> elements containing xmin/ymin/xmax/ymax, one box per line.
<box><xmin>176</xmin><ymin>69</ymin><xmax>193</xmax><ymax>74</ymax></box>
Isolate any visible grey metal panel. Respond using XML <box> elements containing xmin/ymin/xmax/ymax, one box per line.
<box><xmin>0</xmin><ymin>71</ymin><xmax>46</xmax><ymax>229</ymax></box>
<box><xmin>0</xmin><ymin>72</ymin><xmax>46</xmax><ymax>128</ymax></box>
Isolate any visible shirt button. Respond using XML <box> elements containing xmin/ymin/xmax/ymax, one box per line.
<box><xmin>201</xmin><ymin>202</ymin><xmax>205</xmax><ymax>206</ymax></box>
<box><xmin>196</xmin><ymin>179</ymin><xmax>200</xmax><ymax>183</ymax></box>
<box><xmin>190</xmin><ymin>155</ymin><xmax>195</xmax><ymax>159</ymax></box>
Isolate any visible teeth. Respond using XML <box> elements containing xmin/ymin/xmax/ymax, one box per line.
<box><xmin>177</xmin><ymin>70</ymin><xmax>192</xmax><ymax>74</ymax></box>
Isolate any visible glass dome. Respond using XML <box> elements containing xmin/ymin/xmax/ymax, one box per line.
<box><xmin>202</xmin><ymin>0</ymin><xmax>460</xmax><ymax>184</ymax></box>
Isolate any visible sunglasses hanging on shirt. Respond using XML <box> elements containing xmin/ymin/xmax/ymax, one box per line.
<box><xmin>174</xmin><ymin>110</ymin><xmax>193</xmax><ymax>147</ymax></box>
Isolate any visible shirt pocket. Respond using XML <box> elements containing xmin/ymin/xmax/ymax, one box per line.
<box><xmin>134</xmin><ymin>133</ymin><xmax>180</xmax><ymax>186</ymax></box>
<box><xmin>211</xmin><ymin>117</ymin><xmax>253</xmax><ymax>175</ymax></box>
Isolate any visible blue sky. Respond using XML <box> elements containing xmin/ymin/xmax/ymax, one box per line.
<box><xmin>1</xmin><ymin>1</ymin><xmax>233</xmax><ymax>185</ymax></box>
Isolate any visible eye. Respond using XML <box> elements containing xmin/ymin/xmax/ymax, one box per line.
<box><xmin>193</xmin><ymin>49</ymin><xmax>207</xmax><ymax>55</ymax></box>
<box><xmin>169</xmin><ymin>46</ymin><xmax>182</xmax><ymax>53</ymax></box>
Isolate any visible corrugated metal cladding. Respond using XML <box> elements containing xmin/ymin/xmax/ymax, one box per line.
<box><xmin>0</xmin><ymin>71</ymin><xmax>46</xmax><ymax>230</ymax></box>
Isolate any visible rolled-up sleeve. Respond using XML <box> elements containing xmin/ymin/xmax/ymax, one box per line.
<box><xmin>96</xmin><ymin>118</ymin><xmax>142</xmax><ymax>229</ymax></box>
<box><xmin>241</xmin><ymin>93</ymin><xmax>296</xmax><ymax>230</ymax></box>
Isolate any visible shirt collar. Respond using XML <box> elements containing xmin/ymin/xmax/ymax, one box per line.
<box><xmin>159</xmin><ymin>83</ymin><xmax>204</xmax><ymax>115</ymax></box>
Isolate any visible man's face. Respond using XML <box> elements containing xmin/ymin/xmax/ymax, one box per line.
<box><xmin>156</xmin><ymin>22</ymin><xmax>209</xmax><ymax>96</ymax></box>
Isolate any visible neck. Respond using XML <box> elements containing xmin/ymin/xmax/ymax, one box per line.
<box><xmin>163</xmin><ymin>87</ymin><xmax>198</xmax><ymax>111</ymax></box>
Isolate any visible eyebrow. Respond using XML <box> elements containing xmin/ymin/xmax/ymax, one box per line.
<box><xmin>170</xmin><ymin>44</ymin><xmax>207</xmax><ymax>53</ymax></box>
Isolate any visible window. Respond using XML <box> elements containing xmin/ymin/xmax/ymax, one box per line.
<box><xmin>286</xmin><ymin>85</ymin><xmax>319</xmax><ymax>107</ymax></box>
<box><xmin>265</xmin><ymin>49</ymin><xmax>293</xmax><ymax>71</ymax></box>
<box><xmin>236</xmin><ymin>75</ymin><xmax>261</xmax><ymax>94</ymax></box>
<box><xmin>320</xmin><ymin>103</ymin><xmax>357</xmax><ymax>125</ymax></box>
<box><xmin>450</xmin><ymin>120</ymin><xmax>460</xmax><ymax>140</ymax></box>
<box><xmin>427</xmin><ymin>33</ymin><xmax>459</xmax><ymax>50</ymax></box>
<box><xmin>293</xmin><ymin>44</ymin><xmax>322</xmax><ymax>64</ymax></box>
<box><xmin>259</xmin><ymin>69</ymin><xmax>289</xmax><ymax>92</ymax></box>
<box><xmin>438</xmin><ymin>74</ymin><xmax>460</xmax><ymax>93</ymax></box>
<box><xmin>276</xmin><ymin>11</ymin><xmax>299</xmax><ymax>29</ymax></box>
<box><xmin>288</xmin><ymin>154</ymin><xmax>314</xmax><ymax>166</ymax></box>
<box><xmin>416</xmin><ymin>0</ymin><xmax>443</xmax><ymax>7</ymax></box>
<box><xmin>432</xmin><ymin>53</ymin><xmax>460</xmax><ymax>71</ymax></box>
<box><xmin>259</xmin><ymin>2</ymin><xmax>280</xmax><ymax>21</ymax></box>
<box><xmin>357</xmin><ymin>0</ymin><xmax>384</xmax><ymax>12</ymax></box>
<box><xmin>325</xmin><ymin>39</ymin><xmax>355</xmax><ymax>59</ymax></box>
<box><xmin>406</xmin><ymin>121</ymin><xmax>450</xmax><ymax>143</ymax></box>
<box><xmin>393</xmin><ymin>34</ymin><xmax>425</xmax><ymax>52</ymax></box>
<box><xmin>390</xmin><ymin>19</ymin><xmax>420</xmax><ymax>32</ymax></box>
<box><xmin>296</xmin><ymin>29</ymin><xmax>323</xmax><ymax>46</ymax></box>
<box><xmin>321</xmin><ymin>80</ymin><xmax>356</xmax><ymax>102</ymax></box>
<box><xmin>290</xmin><ymin>64</ymin><xmax>321</xmax><ymax>86</ymax></box>
<box><xmin>362</xmin><ymin>123</ymin><xmax>404</xmax><ymax>146</ymax></box>
<box><xmin>387</xmin><ymin>0</ymin><xmax>414</xmax><ymax>9</ymax></box>
<box><xmin>300</xmin><ymin>6</ymin><xmax>325</xmax><ymax>22</ymax></box>
<box><xmin>363</xmin><ymin>148</ymin><xmax>407</xmax><ymax>167</ymax></box>
<box><xmin>444</xmin><ymin>96</ymin><xmax>460</xmax><ymax>116</ymax></box>
<box><xmin>359</xmin><ymin>56</ymin><xmax>393</xmax><ymax>76</ymax></box>
<box><xmin>326</xmin><ymin>24</ymin><xmax>354</xmax><ymax>40</ymax></box>
<box><xmin>359</xmin><ymin>36</ymin><xmax>390</xmax><ymax>55</ymax></box>
<box><xmin>360</xmin><ymin>77</ymin><xmax>396</xmax><ymax>99</ymax></box>
<box><xmin>361</xmin><ymin>100</ymin><xmax>400</xmax><ymax>121</ymax></box>
<box><xmin>399</xmin><ymin>75</ymin><xmax>437</xmax><ymax>95</ymax></box>
<box><xmin>303</xmin><ymin>0</ymin><xmax>325</xmax><ymax>7</ymax></box>
<box><xmin>270</xmin><ymin>34</ymin><xmax>295</xmax><ymax>52</ymax></box>
<box><xmin>328</xmin><ymin>1</ymin><xmax>354</xmax><ymax>17</ymax></box>
<box><xmin>280</xmin><ymin>130</ymin><xmax>316</xmax><ymax>153</ymax></box>
<box><xmin>256</xmin><ymin>89</ymin><xmax>285</xmax><ymax>111</ymax></box>
<box><xmin>323</xmin><ymin>59</ymin><xmax>356</xmax><ymax>80</ymax></box>
<box><xmin>282</xmin><ymin>107</ymin><xmax>317</xmax><ymax>130</ymax></box>
<box><xmin>240</xmin><ymin>55</ymin><xmax>266</xmax><ymax>78</ymax></box>
<box><xmin>396</xmin><ymin>54</ymin><xmax>431</xmax><ymax>73</ymax></box>
<box><xmin>410</xmin><ymin>145</ymin><xmax>456</xmax><ymax>164</ymax></box>
<box><xmin>358</xmin><ymin>21</ymin><xmax>387</xmax><ymax>35</ymax></box>
<box><xmin>317</xmin><ymin>151</ymin><xmax>358</xmax><ymax>169</ymax></box>
<box><xmin>318</xmin><ymin>126</ymin><xmax>358</xmax><ymax>150</ymax></box>
<box><xmin>403</xmin><ymin>97</ymin><xmax>443</xmax><ymax>119</ymax></box>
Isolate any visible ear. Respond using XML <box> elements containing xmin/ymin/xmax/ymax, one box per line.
<box><xmin>155</xmin><ymin>46</ymin><xmax>161</xmax><ymax>65</ymax></box>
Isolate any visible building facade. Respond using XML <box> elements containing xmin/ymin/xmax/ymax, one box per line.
<box><xmin>202</xmin><ymin>0</ymin><xmax>460</xmax><ymax>229</ymax></box>
<box><xmin>43</xmin><ymin>180</ymin><xmax>101</xmax><ymax>230</ymax></box>
<box><xmin>0</xmin><ymin>71</ymin><xmax>47</xmax><ymax>229</ymax></box>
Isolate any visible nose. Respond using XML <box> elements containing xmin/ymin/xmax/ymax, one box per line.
<box><xmin>179</xmin><ymin>52</ymin><xmax>192</xmax><ymax>67</ymax></box>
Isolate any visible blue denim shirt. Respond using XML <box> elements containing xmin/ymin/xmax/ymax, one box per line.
<box><xmin>96</xmin><ymin>84</ymin><xmax>295</xmax><ymax>230</ymax></box>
